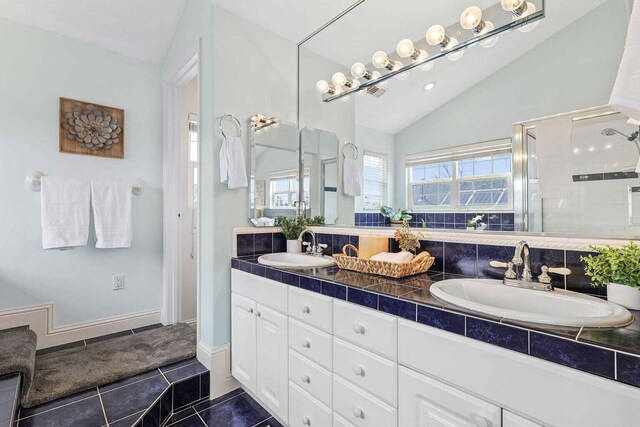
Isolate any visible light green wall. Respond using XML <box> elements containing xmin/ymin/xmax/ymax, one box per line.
<box><xmin>0</xmin><ymin>17</ymin><xmax>163</xmax><ymax>325</ymax></box>
<box><xmin>394</xmin><ymin>0</ymin><xmax>628</xmax><ymax>207</ymax></box>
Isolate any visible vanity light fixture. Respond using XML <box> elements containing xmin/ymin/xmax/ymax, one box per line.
<box><xmin>501</xmin><ymin>0</ymin><xmax>539</xmax><ymax>32</ymax></box>
<box><xmin>426</xmin><ymin>25</ymin><xmax>464</xmax><ymax>61</ymax></box>
<box><xmin>460</xmin><ymin>6</ymin><xmax>499</xmax><ymax>48</ymax></box>
<box><xmin>251</xmin><ymin>114</ymin><xmax>279</xmax><ymax>134</ymax></box>
<box><xmin>316</xmin><ymin>1</ymin><xmax>544</xmax><ymax>103</ymax></box>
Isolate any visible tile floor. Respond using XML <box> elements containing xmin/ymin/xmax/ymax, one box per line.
<box><xmin>164</xmin><ymin>389</ymin><xmax>282</xmax><ymax>427</ymax></box>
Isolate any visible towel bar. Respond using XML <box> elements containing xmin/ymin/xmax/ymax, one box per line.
<box><xmin>25</xmin><ymin>171</ymin><xmax>144</xmax><ymax>195</ymax></box>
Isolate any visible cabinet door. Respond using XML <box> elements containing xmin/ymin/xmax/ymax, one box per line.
<box><xmin>231</xmin><ymin>292</ymin><xmax>257</xmax><ymax>393</ymax></box>
<box><xmin>503</xmin><ymin>411</ymin><xmax>543</xmax><ymax>427</ymax></box>
<box><xmin>256</xmin><ymin>303</ymin><xmax>289</xmax><ymax>423</ymax></box>
<box><xmin>399</xmin><ymin>366</ymin><xmax>502</xmax><ymax>427</ymax></box>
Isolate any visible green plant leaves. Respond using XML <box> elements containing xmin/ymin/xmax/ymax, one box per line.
<box><xmin>581</xmin><ymin>242</ymin><xmax>640</xmax><ymax>288</ymax></box>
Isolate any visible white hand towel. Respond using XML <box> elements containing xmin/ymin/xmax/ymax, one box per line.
<box><xmin>535</xmin><ymin>116</ymin><xmax>573</xmax><ymax>199</ymax></box>
<box><xmin>370</xmin><ymin>252</ymin><xmax>414</xmax><ymax>264</ymax></box>
<box><xmin>91</xmin><ymin>181</ymin><xmax>133</xmax><ymax>249</ymax></box>
<box><xmin>219</xmin><ymin>136</ymin><xmax>248</xmax><ymax>189</ymax></box>
<box><xmin>40</xmin><ymin>177</ymin><xmax>90</xmax><ymax>249</ymax></box>
<box><xmin>343</xmin><ymin>157</ymin><xmax>361</xmax><ymax>197</ymax></box>
<box><xmin>610</xmin><ymin>0</ymin><xmax>640</xmax><ymax>121</ymax></box>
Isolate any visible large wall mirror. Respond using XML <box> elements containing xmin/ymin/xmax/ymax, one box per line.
<box><xmin>297</xmin><ymin>0</ymin><xmax>637</xmax><ymax>239</ymax></box>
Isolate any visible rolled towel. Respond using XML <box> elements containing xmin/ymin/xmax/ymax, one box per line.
<box><xmin>370</xmin><ymin>251</ymin><xmax>414</xmax><ymax>264</ymax></box>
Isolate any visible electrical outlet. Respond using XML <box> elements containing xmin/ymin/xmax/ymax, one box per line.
<box><xmin>113</xmin><ymin>275</ymin><xmax>125</xmax><ymax>290</ymax></box>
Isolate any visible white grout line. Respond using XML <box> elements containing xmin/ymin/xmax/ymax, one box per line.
<box><xmin>17</xmin><ymin>393</ymin><xmax>98</xmax><ymax>420</ymax></box>
<box><xmin>251</xmin><ymin>416</ymin><xmax>274</xmax><ymax>427</ymax></box>
<box><xmin>195</xmin><ymin>410</ymin><xmax>208</xmax><ymax>426</ymax></box>
<box><xmin>96</xmin><ymin>387</ymin><xmax>110</xmax><ymax>427</ymax></box>
<box><xmin>108</xmin><ymin>410</ymin><xmax>145</xmax><ymax>427</ymax></box>
<box><xmin>99</xmin><ymin>371</ymin><xmax>164</xmax><ymax>395</ymax></box>
<box><xmin>192</xmin><ymin>390</ymin><xmax>246</xmax><ymax>415</ymax></box>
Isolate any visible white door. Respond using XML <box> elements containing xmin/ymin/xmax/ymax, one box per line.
<box><xmin>503</xmin><ymin>411</ymin><xmax>543</xmax><ymax>427</ymax></box>
<box><xmin>399</xmin><ymin>366</ymin><xmax>502</xmax><ymax>427</ymax></box>
<box><xmin>256</xmin><ymin>303</ymin><xmax>288</xmax><ymax>423</ymax></box>
<box><xmin>231</xmin><ymin>292</ymin><xmax>257</xmax><ymax>393</ymax></box>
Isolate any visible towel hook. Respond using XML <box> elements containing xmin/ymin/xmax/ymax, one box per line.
<box><xmin>342</xmin><ymin>141</ymin><xmax>359</xmax><ymax>160</ymax></box>
<box><xmin>219</xmin><ymin>113</ymin><xmax>242</xmax><ymax>138</ymax></box>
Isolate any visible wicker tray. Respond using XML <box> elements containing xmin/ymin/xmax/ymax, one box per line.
<box><xmin>333</xmin><ymin>244</ymin><xmax>435</xmax><ymax>278</ymax></box>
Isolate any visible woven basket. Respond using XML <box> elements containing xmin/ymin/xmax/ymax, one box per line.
<box><xmin>333</xmin><ymin>244</ymin><xmax>435</xmax><ymax>279</ymax></box>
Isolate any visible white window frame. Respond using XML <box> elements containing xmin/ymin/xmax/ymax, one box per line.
<box><xmin>362</xmin><ymin>151</ymin><xmax>388</xmax><ymax>210</ymax></box>
<box><xmin>405</xmin><ymin>139</ymin><xmax>513</xmax><ymax>212</ymax></box>
<box><xmin>269</xmin><ymin>168</ymin><xmax>310</xmax><ymax>209</ymax></box>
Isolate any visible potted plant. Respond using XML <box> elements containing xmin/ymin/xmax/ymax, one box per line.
<box><xmin>381</xmin><ymin>206</ymin><xmax>412</xmax><ymax>224</ymax></box>
<box><xmin>275</xmin><ymin>215</ymin><xmax>308</xmax><ymax>253</ymax></box>
<box><xmin>394</xmin><ymin>220</ymin><xmax>424</xmax><ymax>253</ymax></box>
<box><xmin>466</xmin><ymin>214</ymin><xmax>485</xmax><ymax>231</ymax></box>
<box><xmin>581</xmin><ymin>242</ymin><xmax>640</xmax><ymax>309</ymax></box>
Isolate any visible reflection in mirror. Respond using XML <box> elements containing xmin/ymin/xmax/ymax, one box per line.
<box><xmin>518</xmin><ymin>106</ymin><xmax>640</xmax><ymax>238</ymax></box>
<box><xmin>298</xmin><ymin>0</ymin><xmax>631</xmax><ymax>238</ymax></box>
<box><xmin>301</xmin><ymin>127</ymin><xmax>339</xmax><ymax>224</ymax></box>
<box><xmin>249</xmin><ymin>119</ymin><xmax>299</xmax><ymax>226</ymax></box>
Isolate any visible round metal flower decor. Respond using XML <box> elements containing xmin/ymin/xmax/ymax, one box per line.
<box><xmin>62</xmin><ymin>104</ymin><xmax>122</xmax><ymax>150</ymax></box>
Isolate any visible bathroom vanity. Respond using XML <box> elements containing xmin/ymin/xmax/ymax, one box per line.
<box><xmin>230</xmin><ymin>255</ymin><xmax>640</xmax><ymax>427</ymax></box>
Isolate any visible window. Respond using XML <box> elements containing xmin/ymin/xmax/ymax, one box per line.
<box><xmin>362</xmin><ymin>152</ymin><xmax>388</xmax><ymax>210</ymax></box>
<box><xmin>269</xmin><ymin>169</ymin><xmax>310</xmax><ymax>209</ymax></box>
<box><xmin>406</xmin><ymin>139</ymin><xmax>512</xmax><ymax>211</ymax></box>
<box><xmin>188</xmin><ymin>114</ymin><xmax>198</xmax><ymax>208</ymax></box>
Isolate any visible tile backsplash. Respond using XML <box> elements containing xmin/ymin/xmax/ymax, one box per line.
<box><xmin>236</xmin><ymin>231</ymin><xmax>602</xmax><ymax>296</ymax></box>
<box><xmin>354</xmin><ymin>212</ymin><xmax>515</xmax><ymax>232</ymax></box>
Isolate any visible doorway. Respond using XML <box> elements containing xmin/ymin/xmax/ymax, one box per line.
<box><xmin>179</xmin><ymin>77</ymin><xmax>198</xmax><ymax>324</ymax></box>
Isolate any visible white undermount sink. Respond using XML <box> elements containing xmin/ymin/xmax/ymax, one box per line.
<box><xmin>257</xmin><ymin>252</ymin><xmax>335</xmax><ymax>269</ymax></box>
<box><xmin>430</xmin><ymin>279</ymin><xmax>633</xmax><ymax>327</ymax></box>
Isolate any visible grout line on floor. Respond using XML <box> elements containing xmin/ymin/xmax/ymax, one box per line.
<box><xmin>193</xmin><ymin>390</ymin><xmax>246</xmax><ymax>415</ymax></box>
<box><xmin>99</xmin><ymin>371</ymin><xmax>164</xmax><ymax>395</ymax></box>
<box><xmin>18</xmin><ymin>393</ymin><xmax>99</xmax><ymax>420</ymax></box>
<box><xmin>96</xmin><ymin>387</ymin><xmax>110</xmax><ymax>427</ymax></box>
<box><xmin>251</xmin><ymin>416</ymin><xmax>273</xmax><ymax>427</ymax></box>
<box><xmin>108</xmin><ymin>410</ymin><xmax>144</xmax><ymax>427</ymax></box>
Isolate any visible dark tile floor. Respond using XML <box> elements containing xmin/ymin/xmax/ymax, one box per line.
<box><xmin>165</xmin><ymin>389</ymin><xmax>282</xmax><ymax>427</ymax></box>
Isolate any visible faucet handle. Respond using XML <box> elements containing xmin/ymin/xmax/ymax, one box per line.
<box><xmin>302</xmin><ymin>241</ymin><xmax>313</xmax><ymax>254</ymax></box>
<box><xmin>315</xmin><ymin>243</ymin><xmax>328</xmax><ymax>256</ymax></box>
<box><xmin>490</xmin><ymin>260</ymin><xmax>517</xmax><ymax>279</ymax></box>
<box><xmin>538</xmin><ymin>265</ymin><xmax>571</xmax><ymax>284</ymax></box>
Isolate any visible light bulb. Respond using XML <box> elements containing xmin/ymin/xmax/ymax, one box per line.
<box><xmin>417</xmin><ymin>50</ymin><xmax>433</xmax><ymax>71</ymax></box>
<box><xmin>351</xmin><ymin>62</ymin><xmax>367</xmax><ymax>78</ymax></box>
<box><xmin>445</xmin><ymin>37</ymin><xmax>464</xmax><ymax>61</ymax></box>
<box><xmin>316</xmin><ymin>80</ymin><xmax>329</xmax><ymax>94</ymax></box>
<box><xmin>460</xmin><ymin>6</ymin><xmax>483</xmax><ymax>30</ymax></box>
<box><xmin>372</xmin><ymin>51</ymin><xmax>390</xmax><ymax>68</ymax></box>
<box><xmin>334</xmin><ymin>86</ymin><xmax>343</xmax><ymax>95</ymax></box>
<box><xmin>501</xmin><ymin>0</ymin><xmax>524</xmax><ymax>11</ymax></box>
<box><xmin>426</xmin><ymin>25</ymin><xmax>446</xmax><ymax>46</ymax></box>
<box><xmin>517</xmin><ymin>2</ymin><xmax>539</xmax><ymax>32</ymax></box>
<box><xmin>396</xmin><ymin>39</ymin><xmax>416</xmax><ymax>58</ymax></box>
<box><xmin>332</xmin><ymin>72</ymin><xmax>347</xmax><ymax>86</ymax></box>
<box><xmin>478</xmin><ymin>21</ymin><xmax>499</xmax><ymax>48</ymax></box>
<box><xmin>351</xmin><ymin>78</ymin><xmax>360</xmax><ymax>89</ymax></box>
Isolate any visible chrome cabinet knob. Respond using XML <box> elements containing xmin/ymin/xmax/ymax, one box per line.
<box><xmin>247</xmin><ymin>307</ymin><xmax>254</xmax><ymax>314</ymax></box>
<box><xmin>301</xmin><ymin>339</ymin><xmax>311</xmax><ymax>348</ymax></box>
<box><xmin>301</xmin><ymin>305</ymin><xmax>311</xmax><ymax>314</ymax></box>
<box><xmin>301</xmin><ymin>374</ymin><xmax>311</xmax><ymax>383</ymax></box>
<box><xmin>256</xmin><ymin>311</ymin><xmax>261</xmax><ymax>317</ymax></box>
<box><xmin>353</xmin><ymin>324</ymin><xmax>365</xmax><ymax>334</ymax></box>
<box><xmin>471</xmin><ymin>414</ymin><xmax>489</xmax><ymax>427</ymax></box>
<box><xmin>302</xmin><ymin>416</ymin><xmax>311</xmax><ymax>425</ymax></box>
<box><xmin>353</xmin><ymin>408</ymin><xmax>365</xmax><ymax>419</ymax></box>
<box><xmin>353</xmin><ymin>366</ymin><xmax>365</xmax><ymax>376</ymax></box>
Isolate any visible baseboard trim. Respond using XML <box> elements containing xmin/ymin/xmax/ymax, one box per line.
<box><xmin>184</xmin><ymin>318</ymin><xmax>197</xmax><ymax>327</ymax></box>
<box><xmin>197</xmin><ymin>341</ymin><xmax>239</xmax><ymax>399</ymax></box>
<box><xmin>0</xmin><ymin>303</ymin><xmax>161</xmax><ymax>349</ymax></box>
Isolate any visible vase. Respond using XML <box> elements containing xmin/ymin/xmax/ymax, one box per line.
<box><xmin>286</xmin><ymin>239</ymin><xmax>301</xmax><ymax>254</ymax></box>
<box><xmin>607</xmin><ymin>283</ymin><xmax>640</xmax><ymax>310</ymax></box>
<box><xmin>466</xmin><ymin>226</ymin><xmax>474</xmax><ymax>231</ymax></box>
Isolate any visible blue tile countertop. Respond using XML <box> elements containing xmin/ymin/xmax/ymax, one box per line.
<box><xmin>232</xmin><ymin>256</ymin><xmax>640</xmax><ymax>389</ymax></box>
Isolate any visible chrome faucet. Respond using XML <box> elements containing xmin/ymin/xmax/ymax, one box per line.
<box><xmin>512</xmin><ymin>240</ymin><xmax>533</xmax><ymax>282</ymax></box>
<box><xmin>298</xmin><ymin>229</ymin><xmax>316</xmax><ymax>255</ymax></box>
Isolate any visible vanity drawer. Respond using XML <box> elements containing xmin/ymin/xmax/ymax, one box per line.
<box><xmin>289</xmin><ymin>318</ymin><xmax>333</xmax><ymax>370</ymax></box>
<box><xmin>289</xmin><ymin>286</ymin><xmax>333</xmax><ymax>332</ymax></box>
<box><xmin>333</xmin><ymin>337</ymin><xmax>397</xmax><ymax>406</ymax></box>
<box><xmin>333</xmin><ymin>375</ymin><xmax>397</xmax><ymax>427</ymax></box>
<box><xmin>333</xmin><ymin>300</ymin><xmax>397</xmax><ymax>360</ymax></box>
<box><xmin>289</xmin><ymin>382</ymin><xmax>332</xmax><ymax>427</ymax></box>
<box><xmin>289</xmin><ymin>349</ymin><xmax>332</xmax><ymax>408</ymax></box>
<box><xmin>232</xmin><ymin>269</ymin><xmax>287</xmax><ymax>313</ymax></box>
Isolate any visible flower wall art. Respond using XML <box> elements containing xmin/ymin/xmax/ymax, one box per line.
<box><xmin>59</xmin><ymin>97</ymin><xmax>124</xmax><ymax>159</ymax></box>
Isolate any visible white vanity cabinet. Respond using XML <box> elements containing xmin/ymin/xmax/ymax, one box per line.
<box><xmin>231</xmin><ymin>271</ymin><xmax>289</xmax><ymax>423</ymax></box>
